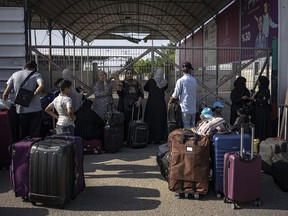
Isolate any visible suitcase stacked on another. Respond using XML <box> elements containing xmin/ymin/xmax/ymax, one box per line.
<box><xmin>259</xmin><ymin>105</ymin><xmax>288</xmax><ymax>174</ymax></box>
<box><xmin>223</xmin><ymin>124</ymin><xmax>262</xmax><ymax>209</ymax></box>
<box><xmin>127</xmin><ymin>106</ymin><xmax>148</xmax><ymax>148</ymax></box>
<box><xmin>168</xmin><ymin>129</ymin><xmax>211</xmax><ymax>199</ymax></box>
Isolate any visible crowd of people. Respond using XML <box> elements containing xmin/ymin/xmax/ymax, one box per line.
<box><xmin>1</xmin><ymin>60</ymin><xmax>273</xmax><ymax>145</ymax></box>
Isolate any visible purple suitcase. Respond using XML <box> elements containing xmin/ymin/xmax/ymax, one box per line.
<box><xmin>83</xmin><ymin>139</ymin><xmax>102</xmax><ymax>154</ymax></box>
<box><xmin>9</xmin><ymin>137</ymin><xmax>42</xmax><ymax>198</ymax></box>
<box><xmin>44</xmin><ymin>135</ymin><xmax>85</xmax><ymax>195</ymax></box>
<box><xmin>0</xmin><ymin>110</ymin><xmax>14</xmax><ymax>169</ymax></box>
<box><xmin>223</xmin><ymin>124</ymin><xmax>262</xmax><ymax>209</ymax></box>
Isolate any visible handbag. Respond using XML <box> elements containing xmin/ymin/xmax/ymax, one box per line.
<box><xmin>14</xmin><ymin>71</ymin><xmax>36</xmax><ymax>107</ymax></box>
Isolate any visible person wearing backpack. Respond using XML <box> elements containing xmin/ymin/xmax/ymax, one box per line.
<box><xmin>168</xmin><ymin>62</ymin><xmax>197</xmax><ymax>129</ymax></box>
<box><xmin>2</xmin><ymin>60</ymin><xmax>45</xmax><ymax>139</ymax></box>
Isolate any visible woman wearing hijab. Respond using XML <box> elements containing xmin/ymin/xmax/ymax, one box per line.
<box><xmin>249</xmin><ymin>76</ymin><xmax>272</xmax><ymax>141</ymax></box>
<box><xmin>230</xmin><ymin>76</ymin><xmax>251</xmax><ymax>125</ymax></box>
<box><xmin>92</xmin><ymin>70</ymin><xmax>113</xmax><ymax>121</ymax></box>
<box><xmin>116</xmin><ymin>68</ymin><xmax>144</xmax><ymax>142</ymax></box>
<box><xmin>62</xmin><ymin>68</ymin><xmax>83</xmax><ymax>113</ymax></box>
<box><xmin>144</xmin><ymin>68</ymin><xmax>168</xmax><ymax>144</ymax></box>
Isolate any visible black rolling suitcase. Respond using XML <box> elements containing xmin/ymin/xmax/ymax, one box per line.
<box><xmin>127</xmin><ymin>106</ymin><xmax>148</xmax><ymax>148</ymax></box>
<box><xmin>44</xmin><ymin>135</ymin><xmax>85</xmax><ymax>195</ymax></box>
<box><xmin>271</xmin><ymin>152</ymin><xmax>288</xmax><ymax>192</ymax></box>
<box><xmin>103</xmin><ymin>110</ymin><xmax>124</xmax><ymax>152</ymax></box>
<box><xmin>156</xmin><ymin>143</ymin><xmax>170</xmax><ymax>181</ymax></box>
<box><xmin>29</xmin><ymin>139</ymin><xmax>75</xmax><ymax>208</ymax></box>
<box><xmin>259</xmin><ymin>105</ymin><xmax>288</xmax><ymax>174</ymax></box>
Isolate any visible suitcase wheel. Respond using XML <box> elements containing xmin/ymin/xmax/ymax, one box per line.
<box><xmin>193</xmin><ymin>193</ymin><xmax>199</xmax><ymax>199</ymax></box>
<box><xmin>176</xmin><ymin>191</ymin><xmax>199</xmax><ymax>199</ymax></box>
<box><xmin>223</xmin><ymin>197</ymin><xmax>232</xmax><ymax>203</ymax></box>
<box><xmin>93</xmin><ymin>148</ymin><xmax>99</xmax><ymax>154</ymax></box>
<box><xmin>216</xmin><ymin>192</ymin><xmax>222</xmax><ymax>199</ymax></box>
<box><xmin>254</xmin><ymin>199</ymin><xmax>261</xmax><ymax>207</ymax></box>
<box><xmin>231</xmin><ymin>202</ymin><xmax>240</xmax><ymax>209</ymax></box>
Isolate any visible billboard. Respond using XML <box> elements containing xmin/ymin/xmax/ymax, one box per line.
<box><xmin>203</xmin><ymin>19</ymin><xmax>217</xmax><ymax>67</ymax></box>
<box><xmin>241</xmin><ymin>0</ymin><xmax>278</xmax><ymax>48</ymax></box>
<box><xmin>217</xmin><ymin>1</ymin><xmax>240</xmax><ymax>64</ymax></box>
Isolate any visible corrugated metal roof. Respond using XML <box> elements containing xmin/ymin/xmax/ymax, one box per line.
<box><xmin>0</xmin><ymin>0</ymin><xmax>233</xmax><ymax>43</ymax></box>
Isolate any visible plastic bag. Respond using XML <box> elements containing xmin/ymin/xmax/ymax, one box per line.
<box><xmin>0</xmin><ymin>99</ymin><xmax>11</xmax><ymax>110</ymax></box>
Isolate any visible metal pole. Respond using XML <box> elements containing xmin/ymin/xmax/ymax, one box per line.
<box><xmin>73</xmin><ymin>35</ymin><xmax>76</xmax><ymax>87</ymax></box>
<box><xmin>48</xmin><ymin>21</ymin><xmax>52</xmax><ymax>89</ymax></box>
<box><xmin>62</xmin><ymin>30</ymin><xmax>66</xmax><ymax>68</ymax></box>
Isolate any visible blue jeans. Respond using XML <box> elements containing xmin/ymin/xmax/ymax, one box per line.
<box><xmin>56</xmin><ymin>125</ymin><xmax>75</xmax><ymax>136</ymax></box>
<box><xmin>182</xmin><ymin>113</ymin><xmax>196</xmax><ymax>129</ymax></box>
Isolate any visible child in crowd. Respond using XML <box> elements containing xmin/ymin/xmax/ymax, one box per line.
<box><xmin>212</xmin><ymin>101</ymin><xmax>224</xmax><ymax>117</ymax></box>
<box><xmin>200</xmin><ymin>107</ymin><xmax>214</xmax><ymax>121</ymax></box>
<box><xmin>232</xmin><ymin>107</ymin><xmax>250</xmax><ymax>134</ymax></box>
<box><xmin>45</xmin><ymin>78</ymin><xmax>76</xmax><ymax>135</ymax></box>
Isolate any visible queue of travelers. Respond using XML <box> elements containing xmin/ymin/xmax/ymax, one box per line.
<box><xmin>1</xmin><ymin>60</ymin><xmax>273</xmax><ymax>146</ymax></box>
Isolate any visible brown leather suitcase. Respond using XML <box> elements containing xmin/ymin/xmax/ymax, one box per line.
<box><xmin>168</xmin><ymin>129</ymin><xmax>211</xmax><ymax>198</ymax></box>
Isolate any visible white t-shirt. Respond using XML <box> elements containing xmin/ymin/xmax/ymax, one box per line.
<box><xmin>6</xmin><ymin>69</ymin><xmax>44</xmax><ymax>114</ymax></box>
<box><xmin>47</xmin><ymin>94</ymin><xmax>74</xmax><ymax>127</ymax></box>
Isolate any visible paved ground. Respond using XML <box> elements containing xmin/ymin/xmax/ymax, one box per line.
<box><xmin>1</xmin><ymin>144</ymin><xmax>288</xmax><ymax>216</ymax></box>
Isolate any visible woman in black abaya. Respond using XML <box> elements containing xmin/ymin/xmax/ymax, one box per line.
<box><xmin>250</xmin><ymin>76</ymin><xmax>272</xmax><ymax>141</ymax></box>
<box><xmin>144</xmin><ymin>68</ymin><xmax>168</xmax><ymax>144</ymax></box>
<box><xmin>230</xmin><ymin>76</ymin><xmax>251</xmax><ymax>125</ymax></box>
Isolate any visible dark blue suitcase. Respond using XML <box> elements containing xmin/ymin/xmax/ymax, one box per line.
<box><xmin>212</xmin><ymin>133</ymin><xmax>251</xmax><ymax>198</ymax></box>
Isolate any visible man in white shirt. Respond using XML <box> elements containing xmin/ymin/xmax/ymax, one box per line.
<box><xmin>168</xmin><ymin>62</ymin><xmax>197</xmax><ymax>129</ymax></box>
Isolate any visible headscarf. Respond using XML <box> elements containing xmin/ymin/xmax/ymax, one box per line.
<box><xmin>62</xmin><ymin>68</ymin><xmax>83</xmax><ymax>112</ymax></box>
<box><xmin>233</xmin><ymin>76</ymin><xmax>247</xmax><ymax>88</ymax></box>
<box><xmin>98</xmin><ymin>70</ymin><xmax>107</xmax><ymax>79</ymax></box>
<box><xmin>62</xmin><ymin>68</ymin><xmax>73</xmax><ymax>81</ymax></box>
<box><xmin>153</xmin><ymin>68</ymin><xmax>167</xmax><ymax>89</ymax></box>
<box><xmin>258</xmin><ymin>76</ymin><xmax>269</xmax><ymax>90</ymax></box>
<box><xmin>81</xmin><ymin>99</ymin><xmax>93</xmax><ymax>109</ymax></box>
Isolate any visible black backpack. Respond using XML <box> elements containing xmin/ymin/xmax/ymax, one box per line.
<box><xmin>167</xmin><ymin>102</ymin><xmax>183</xmax><ymax>133</ymax></box>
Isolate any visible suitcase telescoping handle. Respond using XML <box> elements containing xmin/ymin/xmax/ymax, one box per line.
<box><xmin>131</xmin><ymin>105</ymin><xmax>141</xmax><ymax>121</ymax></box>
<box><xmin>240</xmin><ymin>123</ymin><xmax>254</xmax><ymax>159</ymax></box>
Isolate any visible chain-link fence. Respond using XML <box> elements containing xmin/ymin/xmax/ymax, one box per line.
<box><xmin>31</xmin><ymin>45</ymin><xmax>271</xmax><ymax>121</ymax></box>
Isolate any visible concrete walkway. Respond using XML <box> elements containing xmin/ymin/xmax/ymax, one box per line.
<box><xmin>1</xmin><ymin>144</ymin><xmax>288</xmax><ymax>216</ymax></box>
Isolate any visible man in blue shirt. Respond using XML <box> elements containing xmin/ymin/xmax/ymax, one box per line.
<box><xmin>168</xmin><ymin>62</ymin><xmax>197</xmax><ymax>129</ymax></box>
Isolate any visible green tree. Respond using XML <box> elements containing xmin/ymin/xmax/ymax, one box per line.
<box><xmin>132</xmin><ymin>41</ymin><xmax>176</xmax><ymax>74</ymax></box>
